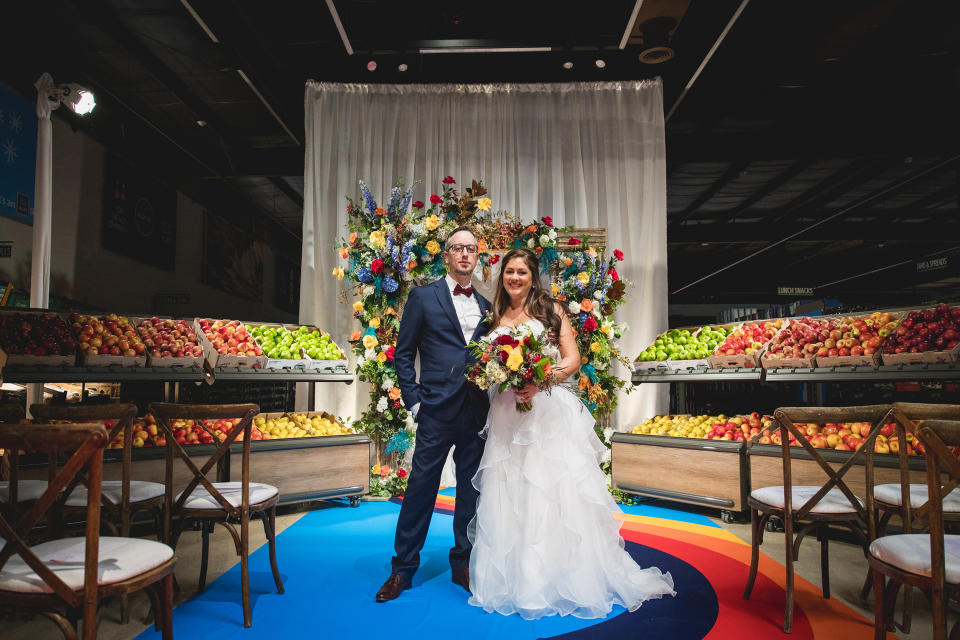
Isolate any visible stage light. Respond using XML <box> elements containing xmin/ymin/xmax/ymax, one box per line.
<box><xmin>366</xmin><ymin>60</ymin><xmax>377</xmax><ymax>71</ymax></box>
<box><xmin>398</xmin><ymin>63</ymin><xmax>409</xmax><ymax>72</ymax></box>
<box><xmin>58</xmin><ymin>83</ymin><xmax>96</xmax><ymax>115</ymax></box>
<box><xmin>562</xmin><ymin>61</ymin><xmax>573</xmax><ymax>70</ymax></box>
<box><xmin>594</xmin><ymin>59</ymin><xmax>606</xmax><ymax>69</ymax></box>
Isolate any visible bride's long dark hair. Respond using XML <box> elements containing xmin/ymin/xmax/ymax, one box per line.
<box><xmin>489</xmin><ymin>249</ymin><xmax>565</xmax><ymax>337</ymax></box>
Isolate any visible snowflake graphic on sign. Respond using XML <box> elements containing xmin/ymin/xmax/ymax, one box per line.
<box><xmin>3</xmin><ymin>140</ymin><xmax>17</xmax><ymax>164</ymax></box>
<box><xmin>8</xmin><ymin>113</ymin><xmax>22</xmax><ymax>133</ymax></box>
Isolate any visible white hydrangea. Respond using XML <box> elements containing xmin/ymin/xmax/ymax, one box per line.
<box><xmin>376</xmin><ymin>396</ymin><xmax>388</xmax><ymax>412</ymax></box>
<box><xmin>486</xmin><ymin>360</ymin><xmax>508</xmax><ymax>384</ymax></box>
<box><xmin>539</xmin><ymin>234</ymin><xmax>551</xmax><ymax>246</ymax></box>
<box><xmin>594</xmin><ymin>359</ymin><xmax>608</xmax><ymax>371</ymax></box>
<box><xmin>423</xmin><ymin>253</ymin><xmax>434</xmax><ymax>263</ymax></box>
<box><xmin>593</xmin><ymin>290</ymin><xmax>603</xmax><ymax>300</ymax></box>
<box><xmin>527</xmin><ymin>238</ymin><xmax>535</xmax><ymax>249</ymax></box>
<box><xmin>356</xmin><ymin>355</ymin><xmax>366</xmax><ymax>367</ymax></box>
<box><xmin>365</xmin><ymin>348</ymin><xmax>376</xmax><ymax>359</ymax></box>
<box><xmin>549</xmin><ymin>229</ymin><xmax>557</xmax><ymax>239</ymax></box>
<box><xmin>363</xmin><ymin>285</ymin><xmax>375</xmax><ymax>297</ymax></box>
<box><xmin>602</xmin><ymin>426</ymin><xmax>615</xmax><ymax>442</ymax></box>
<box><xmin>568</xmin><ymin>301</ymin><xmax>581</xmax><ymax>314</ymax></box>
<box><xmin>381</xmin><ymin>376</ymin><xmax>394</xmax><ymax>391</ymax></box>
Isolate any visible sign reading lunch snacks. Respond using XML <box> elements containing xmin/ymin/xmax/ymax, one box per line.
<box><xmin>332</xmin><ymin>176</ymin><xmax>632</xmax><ymax>477</ymax></box>
<box><xmin>777</xmin><ymin>286</ymin><xmax>814</xmax><ymax>297</ymax></box>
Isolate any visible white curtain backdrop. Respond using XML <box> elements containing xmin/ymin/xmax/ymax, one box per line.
<box><xmin>301</xmin><ymin>79</ymin><xmax>668</xmax><ymax>433</ymax></box>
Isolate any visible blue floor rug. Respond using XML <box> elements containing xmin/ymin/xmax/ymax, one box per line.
<box><xmin>135</xmin><ymin>500</ymin><xmax>716</xmax><ymax>639</ymax></box>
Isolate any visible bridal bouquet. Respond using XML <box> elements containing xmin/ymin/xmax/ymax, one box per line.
<box><xmin>466</xmin><ymin>324</ymin><xmax>559</xmax><ymax>412</ymax></box>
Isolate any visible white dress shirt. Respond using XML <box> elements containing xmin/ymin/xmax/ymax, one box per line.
<box><xmin>412</xmin><ymin>275</ymin><xmax>481</xmax><ymax>419</ymax></box>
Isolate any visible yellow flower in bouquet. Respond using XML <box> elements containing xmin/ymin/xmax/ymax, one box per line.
<box><xmin>363</xmin><ymin>335</ymin><xmax>379</xmax><ymax>349</ymax></box>
<box><xmin>426</xmin><ymin>240</ymin><xmax>441</xmax><ymax>255</ymax></box>
<box><xmin>590</xmin><ymin>342</ymin><xmax>601</xmax><ymax>353</ymax></box>
<box><xmin>332</xmin><ymin>266</ymin><xmax>344</xmax><ymax>280</ymax></box>
<box><xmin>600</xmin><ymin>324</ymin><xmax>611</xmax><ymax>335</ymax></box>
<box><xmin>377</xmin><ymin>352</ymin><xmax>387</xmax><ymax>363</ymax></box>
<box><xmin>353</xmin><ymin>301</ymin><xmax>364</xmax><ymax>312</ymax></box>
<box><xmin>369</xmin><ymin>318</ymin><xmax>381</xmax><ymax>329</ymax></box>
<box><xmin>551</xmin><ymin>283</ymin><xmax>559</xmax><ymax>297</ymax></box>
<box><xmin>506</xmin><ymin>347</ymin><xmax>524</xmax><ymax>371</ymax></box>
<box><xmin>424</xmin><ymin>214</ymin><xmax>440</xmax><ymax>231</ymax></box>
<box><xmin>370</xmin><ymin>230</ymin><xmax>386</xmax><ymax>249</ymax></box>
<box><xmin>477</xmin><ymin>197</ymin><xmax>492</xmax><ymax>211</ymax></box>
<box><xmin>385</xmin><ymin>307</ymin><xmax>397</xmax><ymax>316</ymax></box>
<box><xmin>371</xmin><ymin>464</ymin><xmax>381</xmax><ymax>475</ymax></box>
<box><xmin>576</xmin><ymin>272</ymin><xmax>590</xmax><ymax>285</ymax></box>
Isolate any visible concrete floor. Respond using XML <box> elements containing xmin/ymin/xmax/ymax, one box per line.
<box><xmin>0</xmin><ymin>505</ymin><xmax>938</xmax><ymax>639</ymax></box>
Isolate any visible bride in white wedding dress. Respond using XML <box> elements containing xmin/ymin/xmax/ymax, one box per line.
<box><xmin>467</xmin><ymin>248</ymin><xmax>675</xmax><ymax>620</ymax></box>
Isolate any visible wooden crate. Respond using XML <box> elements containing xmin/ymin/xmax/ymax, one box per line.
<box><xmin>230</xmin><ymin>435</ymin><xmax>371</xmax><ymax>504</ymax></box>
<box><xmin>611</xmin><ymin>433</ymin><xmax>749</xmax><ymax>512</ymax></box>
<box><xmin>195</xmin><ymin>318</ymin><xmax>267</xmax><ymax>369</ymax></box>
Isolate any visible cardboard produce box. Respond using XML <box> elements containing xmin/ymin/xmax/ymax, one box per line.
<box><xmin>246</xmin><ymin>323</ymin><xmax>312</xmax><ymax>369</ymax></box>
<box><xmin>67</xmin><ymin>314</ymin><xmax>147</xmax><ymax>368</ymax></box>
<box><xmin>286</xmin><ymin>324</ymin><xmax>348</xmax><ymax>371</ymax></box>
<box><xmin>707</xmin><ymin>319</ymin><xmax>786</xmax><ymax>369</ymax></box>
<box><xmin>0</xmin><ymin>310</ymin><xmax>76</xmax><ymax>368</ymax></box>
<box><xmin>137</xmin><ymin>316</ymin><xmax>205</xmax><ymax>368</ymax></box>
<box><xmin>195</xmin><ymin>318</ymin><xmax>267</xmax><ymax>369</ymax></box>
<box><xmin>815</xmin><ymin>311</ymin><xmax>902</xmax><ymax>368</ymax></box>
<box><xmin>881</xmin><ymin>305</ymin><xmax>960</xmax><ymax>366</ymax></box>
<box><xmin>760</xmin><ymin>317</ymin><xmax>827</xmax><ymax>369</ymax></box>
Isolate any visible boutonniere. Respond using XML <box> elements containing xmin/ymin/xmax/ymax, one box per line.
<box><xmin>481</xmin><ymin>309</ymin><xmax>493</xmax><ymax>325</ymax></box>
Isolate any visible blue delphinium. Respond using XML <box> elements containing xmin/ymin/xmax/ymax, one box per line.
<box><xmin>359</xmin><ymin>182</ymin><xmax>378</xmax><ymax>219</ymax></box>
<box><xmin>386</xmin><ymin>186</ymin><xmax>402</xmax><ymax>221</ymax></box>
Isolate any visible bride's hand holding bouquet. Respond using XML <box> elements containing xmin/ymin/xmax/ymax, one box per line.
<box><xmin>466</xmin><ymin>325</ymin><xmax>560</xmax><ymax>412</ymax></box>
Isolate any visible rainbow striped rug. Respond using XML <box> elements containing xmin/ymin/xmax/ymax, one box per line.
<box><xmin>135</xmin><ymin>491</ymin><xmax>893</xmax><ymax>639</ymax></box>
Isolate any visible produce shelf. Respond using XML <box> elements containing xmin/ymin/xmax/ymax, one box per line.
<box><xmin>631</xmin><ymin>362</ymin><xmax>960</xmax><ymax>384</ymax></box>
<box><xmin>1</xmin><ymin>364</ymin><xmax>353</xmax><ymax>384</ymax></box>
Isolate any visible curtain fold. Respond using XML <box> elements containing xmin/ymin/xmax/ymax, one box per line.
<box><xmin>301</xmin><ymin>79</ymin><xmax>668</xmax><ymax>430</ymax></box>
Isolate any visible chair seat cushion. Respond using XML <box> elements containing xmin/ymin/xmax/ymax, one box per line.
<box><xmin>64</xmin><ymin>480</ymin><xmax>165</xmax><ymax>507</ymax></box>
<box><xmin>874</xmin><ymin>484</ymin><xmax>960</xmax><ymax>511</ymax></box>
<box><xmin>0</xmin><ymin>480</ymin><xmax>51</xmax><ymax>503</ymax></box>
<box><xmin>751</xmin><ymin>485</ymin><xmax>862</xmax><ymax>513</ymax></box>
<box><xmin>0</xmin><ymin>536</ymin><xmax>174</xmax><ymax>594</ymax></box>
<box><xmin>177</xmin><ymin>482</ymin><xmax>278</xmax><ymax>510</ymax></box>
<box><xmin>870</xmin><ymin>534</ymin><xmax>960</xmax><ymax>584</ymax></box>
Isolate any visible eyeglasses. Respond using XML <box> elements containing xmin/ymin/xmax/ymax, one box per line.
<box><xmin>447</xmin><ymin>244</ymin><xmax>478</xmax><ymax>255</ymax></box>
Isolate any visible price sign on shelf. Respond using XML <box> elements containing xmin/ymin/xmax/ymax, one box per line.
<box><xmin>776</xmin><ymin>286</ymin><xmax>814</xmax><ymax>297</ymax></box>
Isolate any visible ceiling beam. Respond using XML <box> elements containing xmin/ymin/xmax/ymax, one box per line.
<box><xmin>669</xmin><ymin>159</ymin><xmax>749</xmax><ymax>226</ymax></box>
<box><xmin>711</xmin><ymin>158</ymin><xmax>812</xmax><ymax>224</ymax></box>
<box><xmin>669</xmin><ymin>220</ymin><xmax>959</xmax><ymax>244</ymax></box>
<box><xmin>270</xmin><ymin>177</ymin><xmax>305</xmax><ymax>210</ymax></box>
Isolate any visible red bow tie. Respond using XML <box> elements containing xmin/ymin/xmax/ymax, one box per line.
<box><xmin>453</xmin><ymin>284</ymin><xmax>474</xmax><ymax>297</ymax></box>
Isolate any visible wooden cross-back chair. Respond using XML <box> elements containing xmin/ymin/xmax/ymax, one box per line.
<box><xmin>869</xmin><ymin>416</ymin><xmax>960</xmax><ymax>640</ymax></box>
<box><xmin>861</xmin><ymin>402</ymin><xmax>960</xmax><ymax>634</ymax></box>
<box><xmin>0</xmin><ymin>422</ymin><xmax>175</xmax><ymax>640</ymax></box>
<box><xmin>743</xmin><ymin>404</ymin><xmax>892</xmax><ymax>633</ymax></box>
<box><xmin>30</xmin><ymin>403</ymin><xmax>165</xmax><ymax>542</ymax></box>
<box><xmin>148</xmin><ymin>402</ymin><xmax>283</xmax><ymax>628</ymax></box>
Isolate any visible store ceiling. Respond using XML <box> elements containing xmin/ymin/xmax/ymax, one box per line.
<box><xmin>3</xmin><ymin>0</ymin><xmax>959</xmax><ymax>306</ymax></box>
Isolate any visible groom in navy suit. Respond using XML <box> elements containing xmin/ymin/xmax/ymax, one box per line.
<box><xmin>376</xmin><ymin>225</ymin><xmax>491</xmax><ymax>602</ymax></box>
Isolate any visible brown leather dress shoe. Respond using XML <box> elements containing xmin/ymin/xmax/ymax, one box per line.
<box><xmin>451</xmin><ymin>568</ymin><xmax>471</xmax><ymax>594</ymax></box>
<box><xmin>375</xmin><ymin>573</ymin><xmax>411</xmax><ymax>602</ymax></box>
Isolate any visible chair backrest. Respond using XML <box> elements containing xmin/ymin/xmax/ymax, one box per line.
<box><xmin>772</xmin><ymin>404</ymin><xmax>892</xmax><ymax>526</ymax></box>
<box><xmin>909</xmin><ymin>419</ymin><xmax>960</xmax><ymax>633</ymax></box>
<box><xmin>29</xmin><ymin>403</ymin><xmax>138</xmax><ymax>512</ymax></box>
<box><xmin>147</xmin><ymin>403</ymin><xmax>259</xmax><ymax>540</ymax></box>
<box><xmin>0</xmin><ymin>422</ymin><xmax>108</xmax><ymax>608</ymax></box>
<box><xmin>883</xmin><ymin>403</ymin><xmax>960</xmax><ymax>534</ymax></box>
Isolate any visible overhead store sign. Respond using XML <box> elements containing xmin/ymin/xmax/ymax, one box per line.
<box><xmin>777</xmin><ymin>286</ymin><xmax>814</xmax><ymax>296</ymax></box>
<box><xmin>916</xmin><ymin>257</ymin><xmax>948</xmax><ymax>273</ymax></box>
<box><xmin>0</xmin><ymin>84</ymin><xmax>37</xmax><ymax>226</ymax></box>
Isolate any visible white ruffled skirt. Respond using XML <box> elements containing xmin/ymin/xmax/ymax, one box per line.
<box><xmin>467</xmin><ymin>386</ymin><xmax>676</xmax><ymax>620</ymax></box>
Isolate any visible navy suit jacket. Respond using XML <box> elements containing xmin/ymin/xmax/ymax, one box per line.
<box><xmin>395</xmin><ymin>278</ymin><xmax>491</xmax><ymax>428</ymax></box>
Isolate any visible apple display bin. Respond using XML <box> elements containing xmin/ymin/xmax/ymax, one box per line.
<box><xmin>610</xmin><ymin>432</ymin><xmax>750</xmax><ymax>522</ymax></box>
<box><xmin>10</xmin><ymin>435</ymin><xmax>372</xmax><ymax>508</ymax></box>
<box><xmin>747</xmin><ymin>442</ymin><xmax>927</xmax><ymax>502</ymax></box>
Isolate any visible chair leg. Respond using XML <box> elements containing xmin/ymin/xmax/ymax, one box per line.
<box><xmin>198</xmin><ymin>520</ymin><xmax>212</xmax><ymax>593</ymax></box>
<box><xmin>162</xmin><ymin>572</ymin><xmax>174</xmax><ymax>640</ymax></box>
<box><xmin>36</xmin><ymin>610</ymin><xmax>78</xmax><ymax>640</ymax></box>
<box><xmin>262</xmin><ymin>505</ymin><xmax>284</xmax><ymax>594</ymax></box>
<box><xmin>784</xmin><ymin>519</ymin><xmax>795</xmax><ymax>634</ymax></box>
<box><xmin>743</xmin><ymin>509</ymin><xmax>762</xmax><ymax>600</ymax></box>
<box><xmin>873</xmin><ymin>569</ymin><xmax>886</xmax><ymax>640</ymax></box>
<box><xmin>860</xmin><ymin>567</ymin><xmax>873</xmax><ymax>600</ymax></box>
<box><xmin>901</xmin><ymin>585</ymin><xmax>915</xmax><ymax>633</ymax></box>
<box><xmin>818</xmin><ymin>526</ymin><xmax>830</xmax><ymax>599</ymax></box>
<box><xmin>242</xmin><ymin>511</ymin><xmax>251</xmax><ymax>628</ymax></box>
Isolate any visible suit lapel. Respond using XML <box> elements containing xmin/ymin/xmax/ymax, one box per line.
<box><xmin>434</xmin><ymin>280</ymin><xmax>462</xmax><ymax>340</ymax></box>
<box><xmin>470</xmin><ymin>293</ymin><xmax>491</xmax><ymax>343</ymax></box>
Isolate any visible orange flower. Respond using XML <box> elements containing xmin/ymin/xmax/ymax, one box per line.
<box><xmin>350</xmin><ymin>330</ymin><xmax>362</xmax><ymax>341</ymax></box>
<box><xmin>478</xmin><ymin>238</ymin><xmax>488</xmax><ymax>252</ymax></box>
<box><xmin>557</xmin><ymin>294</ymin><xmax>566</xmax><ymax>302</ymax></box>
<box><xmin>578</xmin><ymin>374</ymin><xmax>588</xmax><ymax>390</ymax></box>
<box><xmin>580</xmin><ymin>299</ymin><xmax>593</xmax><ymax>312</ymax></box>
<box><xmin>526</xmin><ymin>225</ymin><xmax>538</xmax><ymax>234</ymax></box>
<box><xmin>388</xmin><ymin>387</ymin><xmax>402</xmax><ymax>400</ymax></box>
<box><xmin>481</xmin><ymin>352</ymin><xmax>491</xmax><ymax>362</ymax></box>
<box><xmin>408</xmin><ymin>260</ymin><xmax>418</xmax><ymax>271</ymax></box>
<box><xmin>535</xmin><ymin>246</ymin><xmax>543</xmax><ymax>254</ymax></box>
<box><xmin>349</xmin><ymin>232</ymin><xmax>357</xmax><ymax>245</ymax></box>
<box><xmin>338</xmin><ymin>247</ymin><xmax>349</xmax><ymax>259</ymax></box>
<box><xmin>374</xmin><ymin>207</ymin><xmax>386</xmax><ymax>216</ymax></box>
<box><xmin>380</xmin><ymin>465</ymin><xmax>391</xmax><ymax>478</ymax></box>
<box><xmin>564</xmin><ymin>257</ymin><xmax>573</xmax><ymax>267</ymax></box>
<box><xmin>385</xmin><ymin>307</ymin><xmax>397</xmax><ymax>316</ymax></box>
<box><xmin>543</xmin><ymin>361</ymin><xmax>552</xmax><ymax>376</ymax></box>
